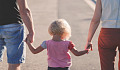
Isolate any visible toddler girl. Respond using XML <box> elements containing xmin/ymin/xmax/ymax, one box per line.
<box><xmin>25</xmin><ymin>19</ymin><xmax>91</xmax><ymax>70</ymax></box>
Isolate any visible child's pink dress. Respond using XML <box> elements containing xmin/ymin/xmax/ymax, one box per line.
<box><xmin>41</xmin><ymin>40</ymin><xmax>74</xmax><ymax>68</ymax></box>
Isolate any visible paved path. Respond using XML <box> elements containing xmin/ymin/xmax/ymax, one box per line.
<box><xmin>58</xmin><ymin>0</ymin><xmax>100</xmax><ymax>70</ymax></box>
<box><xmin>0</xmin><ymin>0</ymin><xmax>119</xmax><ymax>70</ymax></box>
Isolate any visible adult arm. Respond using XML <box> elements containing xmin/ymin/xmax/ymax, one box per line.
<box><xmin>17</xmin><ymin>0</ymin><xmax>34</xmax><ymax>43</ymax></box>
<box><xmin>85</xmin><ymin>0</ymin><xmax>102</xmax><ymax>49</ymax></box>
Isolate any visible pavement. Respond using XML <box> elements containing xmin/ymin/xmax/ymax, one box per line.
<box><xmin>0</xmin><ymin>0</ymin><xmax>119</xmax><ymax>70</ymax></box>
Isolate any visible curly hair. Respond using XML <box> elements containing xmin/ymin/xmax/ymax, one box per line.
<box><xmin>48</xmin><ymin>19</ymin><xmax>71</xmax><ymax>39</ymax></box>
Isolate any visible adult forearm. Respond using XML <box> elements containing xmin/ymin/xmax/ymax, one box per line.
<box><xmin>20</xmin><ymin>8</ymin><xmax>34</xmax><ymax>34</ymax></box>
<box><xmin>87</xmin><ymin>21</ymin><xmax>100</xmax><ymax>42</ymax></box>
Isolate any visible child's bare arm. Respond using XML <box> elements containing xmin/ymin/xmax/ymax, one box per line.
<box><xmin>70</xmin><ymin>47</ymin><xmax>88</xmax><ymax>56</ymax></box>
<box><xmin>26</xmin><ymin>42</ymin><xmax>44</xmax><ymax>54</ymax></box>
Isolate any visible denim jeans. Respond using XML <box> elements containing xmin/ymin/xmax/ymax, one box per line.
<box><xmin>0</xmin><ymin>23</ymin><xmax>26</xmax><ymax>64</ymax></box>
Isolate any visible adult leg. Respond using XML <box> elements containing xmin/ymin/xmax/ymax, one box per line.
<box><xmin>0</xmin><ymin>38</ymin><xmax>5</xmax><ymax>61</ymax></box>
<box><xmin>98</xmin><ymin>28</ymin><xmax>118</xmax><ymax>70</ymax></box>
<box><xmin>8</xmin><ymin>64</ymin><xmax>20</xmax><ymax>70</ymax></box>
<box><xmin>3</xmin><ymin>24</ymin><xmax>25</xmax><ymax>70</ymax></box>
<box><xmin>98</xmin><ymin>46</ymin><xmax>117</xmax><ymax>70</ymax></box>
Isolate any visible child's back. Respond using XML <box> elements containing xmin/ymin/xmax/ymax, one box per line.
<box><xmin>41</xmin><ymin>40</ymin><xmax>74</xmax><ymax>67</ymax></box>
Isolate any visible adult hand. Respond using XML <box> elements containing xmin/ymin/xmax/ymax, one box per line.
<box><xmin>26</xmin><ymin>32</ymin><xmax>34</xmax><ymax>43</ymax></box>
<box><xmin>85</xmin><ymin>42</ymin><xmax>93</xmax><ymax>51</ymax></box>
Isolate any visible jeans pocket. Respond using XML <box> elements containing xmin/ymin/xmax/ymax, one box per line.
<box><xmin>4</xmin><ymin>24</ymin><xmax>24</xmax><ymax>37</ymax></box>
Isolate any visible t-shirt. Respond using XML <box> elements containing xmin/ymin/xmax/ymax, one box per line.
<box><xmin>101</xmin><ymin>0</ymin><xmax>120</xmax><ymax>28</ymax></box>
<box><xmin>0</xmin><ymin>0</ymin><xmax>22</xmax><ymax>25</ymax></box>
<box><xmin>41</xmin><ymin>40</ymin><xmax>74</xmax><ymax>50</ymax></box>
<box><xmin>41</xmin><ymin>40</ymin><xmax>75</xmax><ymax>67</ymax></box>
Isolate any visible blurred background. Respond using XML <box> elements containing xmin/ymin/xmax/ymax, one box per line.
<box><xmin>0</xmin><ymin>0</ymin><xmax>119</xmax><ymax>70</ymax></box>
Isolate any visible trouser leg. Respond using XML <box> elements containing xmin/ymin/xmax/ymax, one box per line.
<box><xmin>98</xmin><ymin>46</ymin><xmax>117</xmax><ymax>70</ymax></box>
<box><xmin>98</xmin><ymin>28</ymin><xmax>118</xmax><ymax>70</ymax></box>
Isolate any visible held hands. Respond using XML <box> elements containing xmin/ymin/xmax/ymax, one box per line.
<box><xmin>25</xmin><ymin>37</ymin><xmax>30</xmax><ymax>44</ymax></box>
<box><xmin>25</xmin><ymin>33</ymin><xmax>34</xmax><ymax>44</ymax></box>
<box><xmin>85</xmin><ymin>42</ymin><xmax>92</xmax><ymax>51</ymax></box>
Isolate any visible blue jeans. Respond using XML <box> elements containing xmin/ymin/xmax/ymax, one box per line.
<box><xmin>0</xmin><ymin>23</ymin><xmax>26</xmax><ymax>64</ymax></box>
<box><xmin>48</xmin><ymin>67</ymin><xmax>70</xmax><ymax>70</ymax></box>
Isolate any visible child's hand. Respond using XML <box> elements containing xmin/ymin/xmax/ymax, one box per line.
<box><xmin>24</xmin><ymin>37</ymin><xmax>31</xmax><ymax>44</ymax></box>
<box><xmin>85</xmin><ymin>42</ymin><xmax>92</xmax><ymax>51</ymax></box>
<box><xmin>24</xmin><ymin>34</ymin><xmax>33</xmax><ymax>44</ymax></box>
<box><xmin>86</xmin><ymin>44</ymin><xmax>92</xmax><ymax>50</ymax></box>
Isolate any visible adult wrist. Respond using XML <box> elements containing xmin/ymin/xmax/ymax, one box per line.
<box><xmin>87</xmin><ymin>37</ymin><xmax>92</xmax><ymax>42</ymax></box>
<box><xmin>29</xmin><ymin>31</ymin><xmax>35</xmax><ymax>35</ymax></box>
<box><xmin>87</xmin><ymin>40</ymin><xmax>92</xmax><ymax>43</ymax></box>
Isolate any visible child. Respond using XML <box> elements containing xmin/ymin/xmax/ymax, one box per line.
<box><xmin>25</xmin><ymin>19</ymin><xmax>91</xmax><ymax>70</ymax></box>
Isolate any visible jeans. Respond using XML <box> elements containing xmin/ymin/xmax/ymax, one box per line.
<box><xmin>0</xmin><ymin>23</ymin><xmax>26</xmax><ymax>64</ymax></box>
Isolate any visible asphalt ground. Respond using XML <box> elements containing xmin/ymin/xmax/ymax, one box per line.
<box><xmin>0</xmin><ymin>0</ymin><xmax>119</xmax><ymax>70</ymax></box>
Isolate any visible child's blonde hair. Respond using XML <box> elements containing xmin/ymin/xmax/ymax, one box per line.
<box><xmin>48</xmin><ymin>19</ymin><xmax>71</xmax><ymax>39</ymax></box>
